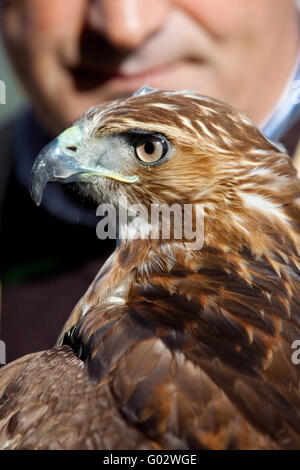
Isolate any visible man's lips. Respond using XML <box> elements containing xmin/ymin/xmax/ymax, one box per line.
<box><xmin>70</xmin><ymin>66</ymin><xmax>116</xmax><ymax>89</ymax></box>
<box><xmin>69</xmin><ymin>62</ymin><xmax>178</xmax><ymax>91</ymax></box>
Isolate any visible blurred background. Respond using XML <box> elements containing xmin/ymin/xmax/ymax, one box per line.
<box><xmin>0</xmin><ymin>36</ymin><xmax>25</xmax><ymax>121</ymax></box>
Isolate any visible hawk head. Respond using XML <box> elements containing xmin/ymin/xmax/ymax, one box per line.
<box><xmin>30</xmin><ymin>87</ymin><xmax>300</xmax><ymax>253</ymax></box>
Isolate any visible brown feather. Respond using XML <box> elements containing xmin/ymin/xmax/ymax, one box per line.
<box><xmin>1</xmin><ymin>89</ymin><xmax>300</xmax><ymax>449</ymax></box>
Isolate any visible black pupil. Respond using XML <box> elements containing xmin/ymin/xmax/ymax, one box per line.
<box><xmin>144</xmin><ymin>141</ymin><xmax>155</xmax><ymax>154</ymax></box>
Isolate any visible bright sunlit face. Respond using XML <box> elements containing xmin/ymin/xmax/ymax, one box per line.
<box><xmin>1</xmin><ymin>0</ymin><xmax>299</xmax><ymax>134</ymax></box>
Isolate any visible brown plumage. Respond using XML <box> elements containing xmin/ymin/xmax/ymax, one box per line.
<box><xmin>1</xmin><ymin>87</ymin><xmax>300</xmax><ymax>449</ymax></box>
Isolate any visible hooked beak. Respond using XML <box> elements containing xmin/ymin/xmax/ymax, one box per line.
<box><xmin>29</xmin><ymin>125</ymin><xmax>139</xmax><ymax>206</ymax></box>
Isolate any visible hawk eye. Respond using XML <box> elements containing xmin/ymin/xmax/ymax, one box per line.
<box><xmin>133</xmin><ymin>135</ymin><xmax>168</xmax><ymax>164</ymax></box>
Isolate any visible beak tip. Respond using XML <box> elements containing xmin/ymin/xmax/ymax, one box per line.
<box><xmin>29</xmin><ymin>176</ymin><xmax>43</xmax><ymax>206</ymax></box>
<box><xmin>29</xmin><ymin>138</ymin><xmax>59</xmax><ymax>206</ymax></box>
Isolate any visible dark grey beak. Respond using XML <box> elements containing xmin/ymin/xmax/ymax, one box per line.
<box><xmin>29</xmin><ymin>137</ymin><xmax>90</xmax><ymax>206</ymax></box>
<box><xmin>29</xmin><ymin>125</ymin><xmax>139</xmax><ymax>206</ymax></box>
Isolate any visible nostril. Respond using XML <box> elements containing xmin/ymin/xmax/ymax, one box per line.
<box><xmin>67</xmin><ymin>146</ymin><xmax>77</xmax><ymax>152</ymax></box>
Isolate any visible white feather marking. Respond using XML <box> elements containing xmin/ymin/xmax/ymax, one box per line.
<box><xmin>249</xmin><ymin>149</ymin><xmax>271</xmax><ymax>156</ymax></box>
<box><xmin>231</xmin><ymin>214</ymin><xmax>250</xmax><ymax>235</ymax></box>
<box><xmin>238</xmin><ymin>192</ymin><xmax>289</xmax><ymax>224</ymax></box>
<box><xmin>1</xmin><ymin>440</ymin><xmax>13</xmax><ymax>450</ymax></box>
<box><xmin>81</xmin><ymin>304</ymin><xmax>90</xmax><ymax>318</ymax></box>
<box><xmin>196</xmin><ymin>120</ymin><xmax>215</xmax><ymax>139</ymax></box>
<box><xmin>222</xmin><ymin>136</ymin><xmax>234</xmax><ymax>146</ymax></box>
<box><xmin>106</xmin><ymin>296</ymin><xmax>126</xmax><ymax>305</ymax></box>
<box><xmin>247</xmin><ymin>167</ymin><xmax>274</xmax><ymax>177</ymax></box>
<box><xmin>183</xmin><ymin>94</ymin><xmax>215</xmax><ymax>104</ymax></box>
<box><xmin>240</xmin><ymin>115</ymin><xmax>254</xmax><ymax>126</ymax></box>
<box><xmin>179</xmin><ymin>116</ymin><xmax>195</xmax><ymax>130</ymax></box>
<box><xmin>151</xmin><ymin>103</ymin><xmax>178</xmax><ymax>111</ymax></box>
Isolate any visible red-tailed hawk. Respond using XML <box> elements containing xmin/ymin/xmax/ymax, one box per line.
<box><xmin>1</xmin><ymin>87</ymin><xmax>300</xmax><ymax>449</ymax></box>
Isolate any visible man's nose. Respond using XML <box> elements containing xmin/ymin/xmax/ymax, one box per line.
<box><xmin>87</xmin><ymin>0</ymin><xmax>170</xmax><ymax>50</ymax></box>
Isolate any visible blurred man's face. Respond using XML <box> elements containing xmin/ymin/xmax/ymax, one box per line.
<box><xmin>1</xmin><ymin>0</ymin><xmax>299</xmax><ymax>134</ymax></box>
